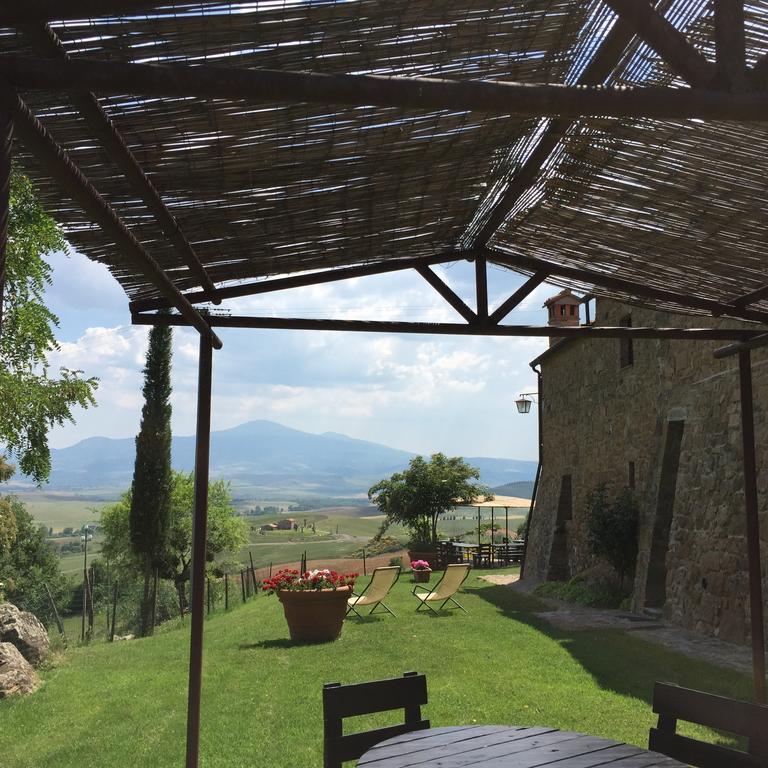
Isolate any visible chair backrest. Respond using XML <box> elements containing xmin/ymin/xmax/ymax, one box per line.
<box><xmin>364</xmin><ymin>566</ymin><xmax>400</xmax><ymax>602</ymax></box>
<box><xmin>323</xmin><ymin>671</ymin><xmax>429</xmax><ymax>768</ymax></box>
<box><xmin>430</xmin><ymin>563</ymin><xmax>471</xmax><ymax>599</ymax></box>
<box><xmin>649</xmin><ymin>682</ymin><xmax>768</xmax><ymax>768</ymax></box>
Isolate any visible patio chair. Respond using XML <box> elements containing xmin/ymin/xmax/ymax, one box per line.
<box><xmin>412</xmin><ymin>563</ymin><xmax>471</xmax><ymax>614</ymax></box>
<box><xmin>346</xmin><ymin>565</ymin><xmax>400</xmax><ymax>618</ymax></box>
<box><xmin>322</xmin><ymin>671</ymin><xmax>429</xmax><ymax>768</ymax></box>
<box><xmin>649</xmin><ymin>682</ymin><xmax>768</xmax><ymax>767</ymax></box>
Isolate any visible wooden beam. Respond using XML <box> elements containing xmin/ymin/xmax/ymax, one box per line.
<box><xmin>0</xmin><ymin>81</ymin><xmax>222</xmax><ymax>349</ymax></box>
<box><xmin>601</xmin><ymin>0</ymin><xmax>716</xmax><ymax>87</ymax></box>
<box><xmin>713</xmin><ymin>0</ymin><xmax>747</xmax><ymax>90</ymax></box>
<box><xmin>129</xmin><ymin>251</ymin><xmax>465</xmax><ymax>313</ymax></box>
<box><xmin>737</xmin><ymin>350</ymin><xmax>767</xmax><ymax>703</ymax></box>
<box><xmin>0</xmin><ymin>0</ymin><xmax>227</xmax><ymax>24</ymax></box>
<box><xmin>488</xmin><ymin>272</ymin><xmax>548</xmax><ymax>325</ymax></box>
<box><xmin>4</xmin><ymin>57</ymin><xmax>768</xmax><ymax>121</ymax></box>
<box><xmin>185</xmin><ymin>335</ymin><xmax>214</xmax><ymax>768</ymax></box>
<box><xmin>22</xmin><ymin>22</ymin><xmax>220</xmax><ymax>303</ymax></box>
<box><xmin>416</xmin><ymin>265</ymin><xmax>477</xmax><ymax>323</ymax></box>
<box><xmin>132</xmin><ymin>313</ymin><xmax>761</xmax><ymax>340</ymax></box>
<box><xmin>486</xmin><ymin>248</ymin><xmax>768</xmax><ymax>325</ymax></box>
<box><xmin>749</xmin><ymin>54</ymin><xmax>768</xmax><ymax>90</ymax></box>
<box><xmin>471</xmin><ymin>8</ymin><xmax>649</xmax><ymax>245</ymax></box>
<box><xmin>475</xmin><ymin>255</ymin><xmax>488</xmax><ymax>321</ymax></box>
<box><xmin>713</xmin><ymin>332</ymin><xmax>768</xmax><ymax>359</ymax></box>
<box><xmin>0</xmin><ymin>107</ymin><xmax>10</xmax><ymax>339</ymax></box>
<box><xmin>731</xmin><ymin>282</ymin><xmax>768</xmax><ymax>309</ymax></box>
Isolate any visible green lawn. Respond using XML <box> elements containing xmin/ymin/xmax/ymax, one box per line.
<box><xmin>0</xmin><ymin>572</ymin><xmax>749</xmax><ymax>768</ymax></box>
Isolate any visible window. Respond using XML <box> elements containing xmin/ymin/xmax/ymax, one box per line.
<box><xmin>619</xmin><ymin>314</ymin><xmax>634</xmax><ymax>368</ymax></box>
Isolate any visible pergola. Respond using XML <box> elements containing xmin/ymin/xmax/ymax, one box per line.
<box><xmin>0</xmin><ymin>1</ymin><xmax>767</xmax><ymax>764</ymax></box>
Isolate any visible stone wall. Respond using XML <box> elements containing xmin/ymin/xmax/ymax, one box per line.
<box><xmin>526</xmin><ymin>299</ymin><xmax>768</xmax><ymax>645</ymax></box>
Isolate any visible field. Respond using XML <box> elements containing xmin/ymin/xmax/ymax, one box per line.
<box><xmin>16</xmin><ymin>494</ymin><xmax>108</xmax><ymax>531</ymax></box>
<box><xmin>238</xmin><ymin>507</ymin><xmax>527</xmax><ymax>572</ymax></box>
<box><xmin>0</xmin><ymin>570</ymin><xmax>750</xmax><ymax>768</ymax></box>
<box><xmin>11</xmin><ymin>488</ymin><xmax>528</xmax><ymax>578</ymax></box>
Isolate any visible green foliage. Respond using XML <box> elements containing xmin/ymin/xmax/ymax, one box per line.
<box><xmin>0</xmin><ymin>459</ymin><xmax>18</xmax><ymax>553</ymax></box>
<box><xmin>0</xmin><ymin>495</ymin><xmax>66</xmax><ymax>618</ymax></box>
<box><xmin>101</xmin><ymin>470</ymin><xmax>248</xmax><ymax>586</ymax></box>
<box><xmin>0</xmin><ymin>172</ymin><xmax>98</xmax><ymax>482</ymax></box>
<box><xmin>128</xmin><ymin>321</ymin><xmax>172</xmax><ymax>635</ymax></box>
<box><xmin>129</xmin><ymin>322</ymin><xmax>172</xmax><ymax>568</ymax></box>
<box><xmin>369</xmin><ymin>453</ymin><xmax>492</xmax><ymax>548</ymax></box>
<box><xmin>534</xmin><ymin>578</ymin><xmax>627</xmax><ymax>609</ymax></box>
<box><xmin>585</xmin><ymin>484</ymin><xmax>639</xmax><ymax>585</ymax></box>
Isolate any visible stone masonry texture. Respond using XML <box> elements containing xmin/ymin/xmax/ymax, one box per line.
<box><xmin>526</xmin><ymin>299</ymin><xmax>767</xmax><ymax>645</ymax></box>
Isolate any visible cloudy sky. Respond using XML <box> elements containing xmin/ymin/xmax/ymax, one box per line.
<box><xmin>44</xmin><ymin>247</ymin><xmax>553</xmax><ymax>460</ymax></box>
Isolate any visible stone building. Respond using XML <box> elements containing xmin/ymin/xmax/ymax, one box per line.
<box><xmin>525</xmin><ymin>295</ymin><xmax>767</xmax><ymax>645</ymax></box>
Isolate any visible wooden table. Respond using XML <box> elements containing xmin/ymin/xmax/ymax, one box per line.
<box><xmin>355</xmin><ymin>726</ymin><xmax>687</xmax><ymax>767</ymax></box>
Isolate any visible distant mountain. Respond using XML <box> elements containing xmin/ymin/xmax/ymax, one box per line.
<box><xmin>13</xmin><ymin>420</ymin><xmax>537</xmax><ymax>497</ymax></box>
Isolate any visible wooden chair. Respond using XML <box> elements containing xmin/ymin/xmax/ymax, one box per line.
<box><xmin>322</xmin><ymin>671</ymin><xmax>429</xmax><ymax>768</ymax></box>
<box><xmin>649</xmin><ymin>682</ymin><xmax>768</xmax><ymax>768</ymax></box>
<box><xmin>346</xmin><ymin>565</ymin><xmax>400</xmax><ymax>618</ymax></box>
<box><xmin>412</xmin><ymin>563</ymin><xmax>471</xmax><ymax>614</ymax></box>
<box><xmin>472</xmin><ymin>544</ymin><xmax>493</xmax><ymax>568</ymax></box>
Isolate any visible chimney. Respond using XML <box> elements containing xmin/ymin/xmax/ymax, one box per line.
<box><xmin>543</xmin><ymin>289</ymin><xmax>581</xmax><ymax>345</ymax></box>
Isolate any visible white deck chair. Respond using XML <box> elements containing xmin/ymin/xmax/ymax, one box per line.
<box><xmin>412</xmin><ymin>563</ymin><xmax>471</xmax><ymax>614</ymax></box>
<box><xmin>346</xmin><ymin>565</ymin><xmax>401</xmax><ymax>618</ymax></box>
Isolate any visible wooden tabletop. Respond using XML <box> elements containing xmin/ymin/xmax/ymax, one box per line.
<box><xmin>356</xmin><ymin>726</ymin><xmax>687</xmax><ymax>767</ymax></box>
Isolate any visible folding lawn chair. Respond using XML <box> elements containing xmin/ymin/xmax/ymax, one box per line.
<box><xmin>412</xmin><ymin>563</ymin><xmax>471</xmax><ymax>614</ymax></box>
<box><xmin>346</xmin><ymin>565</ymin><xmax>401</xmax><ymax>618</ymax></box>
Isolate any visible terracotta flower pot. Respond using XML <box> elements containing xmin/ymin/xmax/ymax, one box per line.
<box><xmin>412</xmin><ymin>569</ymin><xmax>432</xmax><ymax>584</ymax></box>
<box><xmin>277</xmin><ymin>586</ymin><xmax>352</xmax><ymax>642</ymax></box>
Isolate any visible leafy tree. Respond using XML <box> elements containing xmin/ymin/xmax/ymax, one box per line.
<box><xmin>129</xmin><ymin>322</ymin><xmax>172</xmax><ymax>635</ymax></box>
<box><xmin>0</xmin><ymin>171</ymin><xmax>97</xmax><ymax>483</ymax></box>
<box><xmin>101</xmin><ymin>470</ymin><xmax>247</xmax><ymax>609</ymax></box>
<box><xmin>369</xmin><ymin>453</ymin><xmax>492</xmax><ymax>548</ymax></box>
<box><xmin>585</xmin><ymin>484</ymin><xmax>639</xmax><ymax>588</ymax></box>
<box><xmin>0</xmin><ymin>495</ymin><xmax>66</xmax><ymax>618</ymax></box>
<box><xmin>0</xmin><ymin>458</ymin><xmax>17</xmax><ymax>553</ymax></box>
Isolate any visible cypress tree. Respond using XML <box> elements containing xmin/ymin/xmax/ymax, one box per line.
<box><xmin>129</xmin><ymin>322</ymin><xmax>172</xmax><ymax>636</ymax></box>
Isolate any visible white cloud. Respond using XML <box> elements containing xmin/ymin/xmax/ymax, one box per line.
<box><xmin>45</xmin><ymin>252</ymin><xmax>549</xmax><ymax>459</ymax></box>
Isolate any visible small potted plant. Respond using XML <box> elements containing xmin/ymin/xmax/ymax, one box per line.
<box><xmin>410</xmin><ymin>559</ymin><xmax>432</xmax><ymax>584</ymax></box>
<box><xmin>262</xmin><ymin>568</ymin><xmax>357</xmax><ymax>642</ymax></box>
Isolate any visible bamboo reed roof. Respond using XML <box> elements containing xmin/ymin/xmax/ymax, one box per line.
<box><xmin>490</xmin><ymin>1</ymin><xmax>768</xmax><ymax>314</ymax></box>
<box><xmin>3</xmin><ymin>1</ymin><xmax>768</xmax><ymax>315</ymax></box>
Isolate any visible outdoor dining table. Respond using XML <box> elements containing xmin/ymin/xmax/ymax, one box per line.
<box><xmin>355</xmin><ymin>725</ymin><xmax>687</xmax><ymax>767</ymax></box>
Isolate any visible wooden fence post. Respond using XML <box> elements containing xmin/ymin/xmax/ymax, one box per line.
<box><xmin>81</xmin><ymin>569</ymin><xmax>88</xmax><ymax>642</ymax></box>
<box><xmin>110</xmin><ymin>582</ymin><xmax>118</xmax><ymax>642</ymax></box>
<box><xmin>151</xmin><ymin>568</ymin><xmax>159</xmax><ymax>633</ymax></box>
<box><xmin>44</xmin><ymin>583</ymin><xmax>66</xmax><ymax>645</ymax></box>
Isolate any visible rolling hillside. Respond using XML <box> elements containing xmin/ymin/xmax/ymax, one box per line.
<box><xmin>10</xmin><ymin>420</ymin><xmax>537</xmax><ymax>497</ymax></box>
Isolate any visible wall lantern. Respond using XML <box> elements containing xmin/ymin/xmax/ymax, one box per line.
<box><xmin>515</xmin><ymin>391</ymin><xmax>538</xmax><ymax>414</ymax></box>
<box><xmin>515</xmin><ymin>394</ymin><xmax>533</xmax><ymax>414</ymax></box>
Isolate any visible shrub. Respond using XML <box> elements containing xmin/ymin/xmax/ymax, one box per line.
<box><xmin>534</xmin><ymin>578</ymin><xmax>626</xmax><ymax>609</ymax></box>
<box><xmin>585</xmin><ymin>484</ymin><xmax>639</xmax><ymax>587</ymax></box>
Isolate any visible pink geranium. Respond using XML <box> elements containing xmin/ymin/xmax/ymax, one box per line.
<box><xmin>410</xmin><ymin>560</ymin><xmax>431</xmax><ymax>571</ymax></box>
